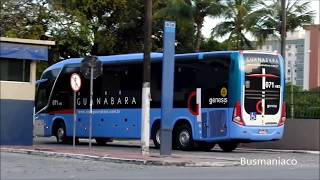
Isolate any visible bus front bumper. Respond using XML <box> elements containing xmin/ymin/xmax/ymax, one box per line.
<box><xmin>34</xmin><ymin>119</ymin><xmax>51</xmax><ymax>137</ymax></box>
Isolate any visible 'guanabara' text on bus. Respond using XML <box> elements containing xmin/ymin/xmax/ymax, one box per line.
<box><xmin>34</xmin><ymin>51</ymin><xmax>286</xmax><ymax>152</ymax></box>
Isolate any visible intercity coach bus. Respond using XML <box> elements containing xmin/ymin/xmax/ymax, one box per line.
<box><xmin>34</xmin><ymin>51</ymin><xmax>286</xmax><ymax>152</ymax></box>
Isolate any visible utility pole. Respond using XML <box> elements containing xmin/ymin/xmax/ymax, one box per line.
<box><xmin>280</xmin><ymin>0</ymin><xmax>286</xmax><ymax>58</ymax></box>
<box><xmin>141</xmin><ymin>0</ymin><xmax>152</xmax><ymax>156</ymax></box>
<box><xmin>280</xmin><ymin>0</ymin><xmax>293</xmax><ymax>119</ymax></box>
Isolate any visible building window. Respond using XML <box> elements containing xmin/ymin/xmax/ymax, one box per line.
<box><xmin>0</xmin><ymin>58</ymin><xmax>30</xmax><ymax>82</ymax></box>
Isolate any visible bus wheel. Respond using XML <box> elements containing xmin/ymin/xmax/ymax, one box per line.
<box><xmin>175</xmin><ymin>124</ymin><xmax>193</xmax><ymax>151</ymax></box>
<box><xmin>196</xmin><ymin>142</ymin><xmax>216</xmax><ymax>151</ymax></box>
<box><xmin>218</xmin><ymin>142</ymin><xmax>238</xmax><ymax>152</ymax></box>
<box><xmin>152</xmin><ymin>124</ymin><xmax>160</xmax><ymax>149</ymax></box>
<box><xmin>55</xmin><ymin>122</ymin><xmax>67</xmax><ymax>144</ymax></box>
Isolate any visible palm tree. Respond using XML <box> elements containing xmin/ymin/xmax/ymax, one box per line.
<box><xmin>258</xmin><ymin>0</ymin><xmax>314</xmax><ymax>39</ymax></box>
<box><xmin>157</xmin><ymin>0</ymin><xmax>224</xmax><ymax>52</ymax></box>
<box><xmin>212</xmin><ymin>0</ymin><xmax>266</xmax><ymax>50</ymax></box>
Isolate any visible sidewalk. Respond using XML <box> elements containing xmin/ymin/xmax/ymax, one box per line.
<box><xmin>0</xmin><ymin>144</ymin><xmax>240</xmax><ymax>167</ymax></box>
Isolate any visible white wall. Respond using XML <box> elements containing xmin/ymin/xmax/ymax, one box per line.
<box><xmin>303</xmin><ymin>31</ymin><xmax>310</xmax><ymax>90</ymax></box>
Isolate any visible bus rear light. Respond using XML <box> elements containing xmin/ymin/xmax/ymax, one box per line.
<box><xmin>278</xmin><ymin>103</ymin><xmax>286</xmax><ymax>126</ymax></box>
<box><xmin>233</xmin><ymin>101</ymin><xmax>245</xmax><ymax>126</ymax></box>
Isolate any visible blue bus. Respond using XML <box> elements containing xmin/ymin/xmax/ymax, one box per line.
<box><xmin>34</xmin><ymin>51</ymin><xmax>286</xmax><ymax>152</ymax></box>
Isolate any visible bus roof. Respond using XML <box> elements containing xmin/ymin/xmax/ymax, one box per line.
<box><xmin>44</xmin><ymin>53</ymin><xmax>162</xmax><ymax>73</ymax></box>
<box><xmin>43</xmin><ymin>51</ymin><xmax>278</xmax><ymax>74</ymax></box>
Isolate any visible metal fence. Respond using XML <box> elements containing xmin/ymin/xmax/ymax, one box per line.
<box><xmin>286</xmin><ymin>92</ymin><xmax>320</xmax><ymax>119</ymax></box>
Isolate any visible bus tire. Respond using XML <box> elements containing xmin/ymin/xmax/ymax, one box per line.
<box><xmin>175</xmin><ymin>124</ymin><xmax>194</xmax><ymax>151</ymax></box>
<box><xmin>151</xmin><ymin>123</ymin><xmax>160</xmax><ymax>149</ymax></box>
<box><xmin>218</xmin><ymin>142</ymin><xmax>238</xmax><ymax>152</ymax></box>
<box><xmin>55</xmin><ymin>122</ymin><xmax>68</xmax><ymax>144</ymax></box>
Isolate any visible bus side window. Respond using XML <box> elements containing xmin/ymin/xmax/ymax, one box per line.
<box><xmin>35</xmin><ymin>83</ymin><xmax>49</xmax><ymax>112</ymax></box>
<box><xmin>206</xmin><ymin>59</ymin><xmax>230</xmax><ymax>88</ymax></box>
<box><xmin>102</xmin><ymin>65</ymin><xmax>123</xmax><ymax>91</ymax></box>
<box><xmin>151</xmin><ymin>62</ymin><xmax>162</xmax><ymax>107</ymax></box>
<box><xmin>174</xmin><ymin>63</ymin><xmax>198</xmax><ymax>107</ymax></box>
<box><xmin>122</xmin><ymin>64</ymin><xmax>142</xmax><ymax>91</ymax></box>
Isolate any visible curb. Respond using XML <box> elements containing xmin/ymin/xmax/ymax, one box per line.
<box><xmin>238</xmin><ymin>148</ymin><xmax>320</xmax><ymax>155</ymax></box>
<box><xmin>0</xmin><ymin>148</ymin><xmax>239</xmax><ymax>167</ymax></box>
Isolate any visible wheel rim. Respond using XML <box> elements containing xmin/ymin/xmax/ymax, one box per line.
<box><xmin>156</xmin><ymin>129</ymin><xmax>160</xmax><ymax>145</ymax></box>
<box><xmin>179</xmin><ymin>130</ymin><xmax>190</xmax><ymax>147</ymax></box>
<box><xmin>57</xmin><ymin>128</ymin><xmax>65</xmax><ymax>142</ymax></box>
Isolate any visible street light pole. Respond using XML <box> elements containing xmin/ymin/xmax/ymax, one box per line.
<box><xmin>141</xmin><ymin>0</ymin><xmax>152</xmax><ymax>156</ymax></box>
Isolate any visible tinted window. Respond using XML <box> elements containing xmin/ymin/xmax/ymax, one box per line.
<box><xmin>176</xmin><ymin>59</ymin><xmax>230</xmax><ymax>108</ymax></box>
<box><xmin>0</xmin><ymin>59</ymin><xmax>30</xmax><ymax>82</ymax></box>
<box><xmin>76</xmin><ymin>64</ymin><xmax>142</xmax><ymax>109</ymax></box>
<box><xmin>49</xmin><ymin>67</ymin><xmax>77</xmax><ymax>112</ymax></box>
<box><xmin>244</xmin><ymin>53</ymin><xmax>281</xmax><ymax>115</ymax></box>
<box><xmin>35</xmin><ymin>69</ymin><xmax>60</xmax><ymax>113</ymax></box>
<box><xmin>151</xmin><ymin>58</ymin><xmax>230</xmax><ymax>108</ymax></box>
<box><xmin>35</xmin><ymin>82</ymin><xmax>50</xmax><ymax>112</ymax></box>
<box><xmin>42</xmin><ymin>69</ymin><xmax>61</xmax><ymax>82</ymax></box>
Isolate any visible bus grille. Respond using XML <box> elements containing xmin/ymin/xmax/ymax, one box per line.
<box><xmin>245</xmin><ymin>89</ymin><xmax>280</xmax><ymax>100</ymax></box>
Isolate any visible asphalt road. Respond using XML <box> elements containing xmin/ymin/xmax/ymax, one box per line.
<box><xmin>1</xmin><ymin>137</ymin><xmax>319</xmax><ymax>180</ymax></box>
<box><xmin>35</xmin><ymin>137</ymin><xmax>320</xmax><ymax>168</ymax></box>
<box><xmin>1</xmin><ymin>151</ymin><xmax>319</xmax><ymax>180</ymax></box>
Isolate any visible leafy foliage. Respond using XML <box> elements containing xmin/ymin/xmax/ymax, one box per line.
<box><xmin>256</xmin><ymin>0</ymin><xmax>315</xmax><ymax>45</ymax></box>
<box><xmin>0</xmin><ymin>0</ymin><xmax>316</xmax><ymax>69</ymax></box>
<box><xmin>0</xmin><ymin>0</ymin><xmax>51</xmax><ymax>39</ymax></box>
<box><xmin>200</xmin><ymin>37</ymin><xmax>227</xmax><ymax>51</ymax></box>
<box><xmin>156</xmin><ymin>0</ymin><xmax>224</xmax><ymax>52</ymax></box>
<box><xmin>212</xmin><ymin>0</ymin><xmax>267</xmax><ymax>50</ymax></box>
<box><xmin>285</xmin><ymin>83</ymin><xmax>320</xmax><ymax>119</ymax></box>
<box><xmin>212</xmin><ymin>0</ymin><xmax>314</xmax><ymax>50</ymax></box>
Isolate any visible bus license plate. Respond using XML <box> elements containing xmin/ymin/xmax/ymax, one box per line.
<box><xmin>258</xmin><ymin>129</ymin><xmax>268</xmax><ymax>135</ymax></box>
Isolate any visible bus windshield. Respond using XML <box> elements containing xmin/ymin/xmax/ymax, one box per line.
<box><xmin>35</xmin><ymin>68</ymin><xmax>61</xmax><ymax>113</ymax></box>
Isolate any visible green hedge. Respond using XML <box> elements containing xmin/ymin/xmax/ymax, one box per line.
<box><xmin>285</xmin><ymin>85</ymin><xmax>320</xmax><ymax>119</ymax></box>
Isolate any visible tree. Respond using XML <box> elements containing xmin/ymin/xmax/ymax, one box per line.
<box><xmin>212</xmin><ymin>0</ymin><xmax>267</xmax><ymax>50</ymax></box>
<box><xmin>157</xmin><ymin>0</ymin><xmax>224</xmax><ymax>52</ymax></box>
<box><xmin>50</xmin><ymin>0</ymin><xmax>129</xmax><ymax>55</ymax></box>
<box><xmin>154</xmin><ymin>0</ymin><xmax>195</xmax><ymax>53</ymax></box>
<box><xmin>113</xmin><ymin>0</ymin><xmax>145</xmax><ymax>54</ymax></box>
<box><xmin>0</xmin><ymin>0</ymin><xmax>93</xmax><ymax>63</ymax></box>
<box><xmin>257</xmin><ymin>0</ymin><xmax>314</xmax><ymax>44</ymax></box>
<box><xmin>0</xmin><ymin>0</ymin><xmax>51</xmax><ymax>39</ymax></box>
<box><xmin>200</xmin><ymin>37</ymin><xmax>227</xmax><ymax>51</ymax></box>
